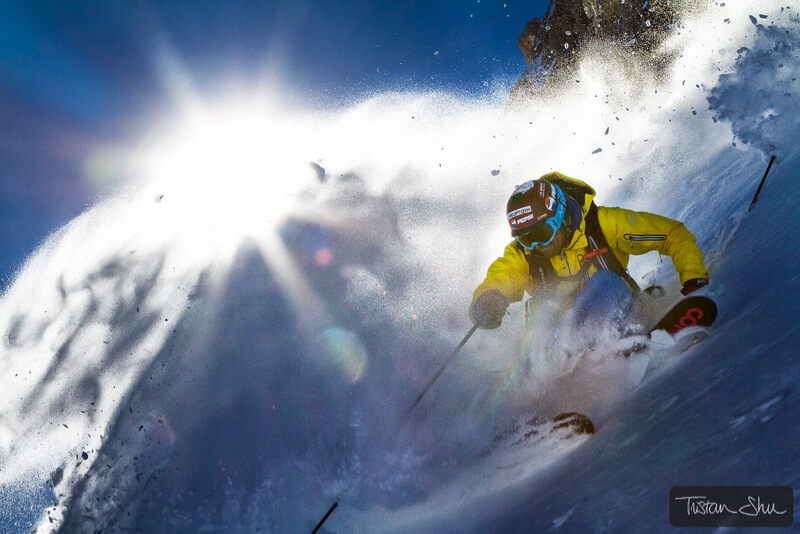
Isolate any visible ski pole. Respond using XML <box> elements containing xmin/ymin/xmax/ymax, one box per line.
<box><xmin>311</xmin><ymin>501</ymin><xmax>338</xmax><ymax>533</ymax></box>
<box><xmin>401</xmin><ymin>324</ymin><xmax>479</xmax><ymax>421</ymax></box>
<box><xmin>748</xmin><ymin>155</ymin><xmax>776</xmax><ymax>211</ymax></box>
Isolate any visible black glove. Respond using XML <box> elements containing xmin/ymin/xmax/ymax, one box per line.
<box><xmin>681</xmin><ymin>278</ymin><xmax>708</xmax><ymax>295</ymax></box>
<box><xmin>471</xmin><ymin>289</ymin><xmax>510</xmax><ymax>329</ymax></box>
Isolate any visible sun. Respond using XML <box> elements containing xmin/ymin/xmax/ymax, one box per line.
<box><xmin>136</xmin><ymin>95</ymin><xmax>319</xmax><ymax>247</ymax></box>
<box><xmin>129</xmin><ymin>92</ymin><xmax>342</xmax><ymax>338</ymax></box>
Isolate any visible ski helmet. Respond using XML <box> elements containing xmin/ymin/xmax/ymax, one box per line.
<box><xmin>506</xmin><ymin>180</ymin><xmax>567</xmax><ymax>240</ymax></box>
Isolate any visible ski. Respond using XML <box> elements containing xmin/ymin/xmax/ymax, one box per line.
<box><xmin>650</xmin><ymin>295</ymin><xmax>717</xmax><ymax>335</ymax></box>
<box><xmin>481</xmin><ymin>412</ymin><xmax>594</xmax><ymax>457</ymax></box>
<box><xmin>622</xmin><ymin>295</ymin><xmax>718</xmax><ymax>357</ymax></box>
<box><xmin>519</xmin><ymin>412</ymin><xmax>595</xmax><ymax>440</ymax></box>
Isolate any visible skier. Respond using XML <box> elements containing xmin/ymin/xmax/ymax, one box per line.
<box><xmin>470</xmin><ymin>172</ymin><xmax>709</xmax><ymax>332</ymax></box>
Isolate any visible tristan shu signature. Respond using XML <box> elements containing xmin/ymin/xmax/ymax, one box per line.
<box><xmin>675</xmin><ymin>495</ymin><xmax>789</xmax><ymax>518</ymax></box>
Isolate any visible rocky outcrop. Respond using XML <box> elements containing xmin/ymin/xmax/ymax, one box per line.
<box><xmin>509</xmin><ymin>0</ymin><xmax>692</xmax><ymax>103</ymax></box>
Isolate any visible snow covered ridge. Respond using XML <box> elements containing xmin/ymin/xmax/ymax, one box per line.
<box><xmin>0</xmin><ymin>0</ymin><xmax>799</xmax><ymax>532</ymax></box>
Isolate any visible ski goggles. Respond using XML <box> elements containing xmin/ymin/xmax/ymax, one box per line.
<box><xmin>514</xmin><ymin>184</ymin><xmax>567</xmax><ymax>251</ymax></box>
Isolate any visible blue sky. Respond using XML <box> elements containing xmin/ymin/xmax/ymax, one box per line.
<box><xmin>0</xmin><ymin>0</ymin><xmax>549</xmax><ymax>288</ymax></box>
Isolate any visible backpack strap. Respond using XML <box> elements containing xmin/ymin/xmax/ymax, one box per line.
<box><xmin>583</xmin><ymin>203</ymin><xmax>641</xmax><ymax>296</ymax></box>
<box><xmin>517</xmin><ymin>242</ymin><xmax>559</xmax><ymax>289</ymax></box>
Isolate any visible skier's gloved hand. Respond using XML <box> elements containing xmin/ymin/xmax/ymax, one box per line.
<box><xmin>680</xmin><ymin>278</ymin><xmax>708</xmax><ymax>296</ymax></box>
<box><xmin>471</xmin><ymin>289</ymin><xmax>509</xmax><ymax>329</ymax></box>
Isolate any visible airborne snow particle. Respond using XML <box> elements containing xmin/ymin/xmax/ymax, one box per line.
<box><xmin>491</xmin><ymin>170</ymin><xmax>500</xmax><ymax>176</ymax></box>
<box><xmin>592</xmin><ymin>148</ymin><xmax>602</xmax><ymax>154</ymax></box>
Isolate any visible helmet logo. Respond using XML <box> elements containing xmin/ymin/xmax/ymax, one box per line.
<box><xmin>506</xmin><ymin>180</ymin><xmax>564</xmax><ymax>237</ymax></box>
<box><xmin>507</xmin><ymin>205</ymin><xmax>532</xmax><ymax>220</ymax></box>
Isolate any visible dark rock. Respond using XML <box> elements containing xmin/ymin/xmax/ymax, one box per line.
<box><xmin>509</xmin><ymin>0</ymin><xmax>700</xmax><ymax>103</ymax></box>
<box><xmin>310</xmin><ymin>162</ymin><xmax>327</xmax><ymax>183</ymax></box>
<box><xmin>51</xmin><ymin>467</ymin><xmax>64</xmax><ymax>487</ymax></box>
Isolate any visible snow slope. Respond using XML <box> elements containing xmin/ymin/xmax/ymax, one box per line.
<box><xmin>1</xmin><ymin>2</ymin><xmax>799</xmax><ymax>532</ymax></box>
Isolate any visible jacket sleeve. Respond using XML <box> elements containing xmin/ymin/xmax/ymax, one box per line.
<box><xmin>471</xmin><ymin>242</ymin><xmax>531</xmax><ymax>315</ymax></box>
<box><xmin>598</xmin><ymin>207</ymin><xmax>709</xmax><ymax>285</ymax></box>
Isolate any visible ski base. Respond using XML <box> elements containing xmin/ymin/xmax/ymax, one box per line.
<box><xmin>480</xmin><ymin>412</ymin><xmax>594</xmax><ymax>457</ymax></box>
<box><xmin>522</xmin><ymin>412</ymin><xmax>594</xmax><ymax>438</ymax></box>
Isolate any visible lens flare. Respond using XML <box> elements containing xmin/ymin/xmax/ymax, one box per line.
<box><xmin>316</xmin><ymin>327</ymin><xmax>368</xmax><ymax>384</ymax></box>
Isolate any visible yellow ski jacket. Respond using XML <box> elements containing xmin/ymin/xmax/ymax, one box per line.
<box><xmin>471</xmin><ymin>172</ymin><xmax>708</xmax><ymax>314</ymax></box>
